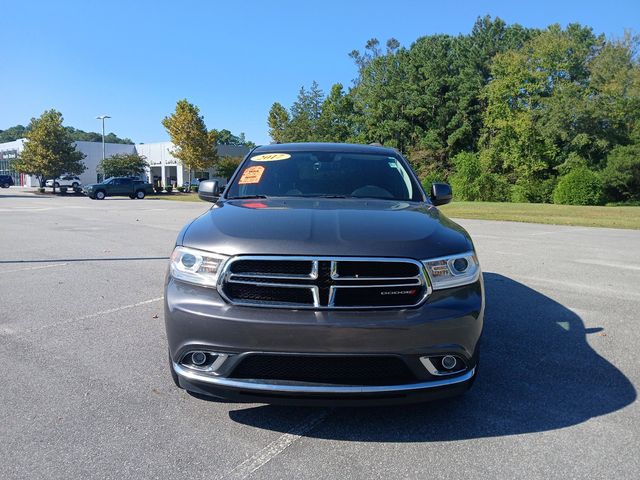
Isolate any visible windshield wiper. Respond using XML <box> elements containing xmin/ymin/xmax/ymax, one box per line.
<box><xmin>227</xmin><ymin>195</ymin><xmax>269</xmax><ymax>200</ymax></box>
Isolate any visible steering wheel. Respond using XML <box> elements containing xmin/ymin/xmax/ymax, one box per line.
<box><xmin>350</xmin><ymin>185</ymin><xmax>393</xmax><ymax>198</ymax></box>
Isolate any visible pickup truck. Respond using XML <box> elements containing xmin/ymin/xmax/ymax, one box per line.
<box><xmin>83</xmin><ymin>177</ymin><xmax>154</xmax><ymax>200</ymax></box>
<box><xmin>165</xmin><ymin>142</ymin><xmax>484</xmax><ymax>405</ymax></box>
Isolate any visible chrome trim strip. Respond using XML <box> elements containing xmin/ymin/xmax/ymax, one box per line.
<box><xmin>420</xmin><ymin>356</ymin><xmax>467</xmax><ymax>377</ymax></box>
<box><xmin>217</xmin><ymin>255</ymin><xmax>432</xmax><ymax>310</ymax></box>
<box><xmin>174</xmin><ymin>362</ymin><xmax>475</xmax><ymax>394</ymax></box>
<box><xmin>178</xmin><ymin>352</ymin><xmax>230</xmax><ymax>374</ymax></box>
<box><xmin>225</xmin><ymin>279</ymin><xmax>315</xmax><ymax>289</ymax></box>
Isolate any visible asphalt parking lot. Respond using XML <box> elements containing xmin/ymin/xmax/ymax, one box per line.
<box><xmin>1</xmin><ymin>190</ymin><xmax>638</xmax><ymax>479</ymax></box>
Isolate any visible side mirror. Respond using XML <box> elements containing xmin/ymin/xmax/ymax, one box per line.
<box><xmin>198</xmin><ymin>180</ymin><xmax>220</xmax><ymax>202</ymax></box>
<box><xmin>430</xmin><ymin>182</ymin><xmax>452</xmax><ymax>206</ymax></box>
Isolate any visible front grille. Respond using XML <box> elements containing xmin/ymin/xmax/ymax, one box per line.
<box><xmin>219</xmin><ymin>256</ymin><xmax>429</xmax><ymax>309</ymax></box>
<box><xmin>230</xmin><ymin>259</ymin><xmax>312</xmax><ymax>276</ymax></box>
<box><xmin>336</xmin><ymin>261</ymin><xmax>419</xmax><ymax>278</ymax></box>
<box><xmin>230</xmin><ymin>354</ymin><xmax>417</xmax><ymax>386</ymax></box>
<box><xmin>225</xmin><ymin>284</ymin><xmax>314</xmax><ymax>305</ymax></box>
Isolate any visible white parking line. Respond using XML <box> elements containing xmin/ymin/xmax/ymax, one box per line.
<box><xmin>574</xmin><ymin>259</ymin><xmax>640</xmax><ymax>271</ymax></box>
<box><xmin>18</xmin><ymin>297</ymin><xmax>165</xmax><ymax>335</ymax></box>
<box><xmin>222</xmin><ymin>409</ymin><xmax>331</xmax><ymax>480</ymax></box>
<box><xmin>1</xmin><ymin>263</ymin><xmax>69</xmax><ymax>274</ymax></box>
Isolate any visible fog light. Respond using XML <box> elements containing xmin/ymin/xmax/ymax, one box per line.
<box><xmin>441</xmin><ymin>355</ymin><xmax>457</xmax><ymax>370</ymax></box>
<box><xmin>452</xmin><ymin>258</ymin><xmax>468</xmax><ymax>273</ymax></box>
<box><xmin>191</xmin><ymin>351</ymin><xmax>207</xmax><ymax>366</ymax></box>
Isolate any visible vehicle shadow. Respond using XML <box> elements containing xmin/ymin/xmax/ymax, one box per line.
<box><xmin>227</xmin><ymin>272</ymin><xmax>636</xmax><ymax>441</ymax></box>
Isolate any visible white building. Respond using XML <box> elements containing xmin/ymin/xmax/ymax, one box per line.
<box><xmin>0</xmin><ymin>139</ymin><xmax>249</xmax><ymax>187</ymax></box>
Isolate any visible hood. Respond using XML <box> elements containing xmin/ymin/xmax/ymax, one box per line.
<box><xmin>181</xmin><ymin>198</ymin><xmax>473</xmax><ymax>259</ymax></box>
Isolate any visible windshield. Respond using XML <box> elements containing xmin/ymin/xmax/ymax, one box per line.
<box><xmin>226</xmin><ymin>151</ymin><xmax>423</xmax><ymax>201</ymax></box>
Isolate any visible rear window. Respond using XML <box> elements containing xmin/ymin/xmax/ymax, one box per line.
<box><xmin>226</xmin><ymin>151</ymin><xmax>423</xmax><ymax>201</ymax></box>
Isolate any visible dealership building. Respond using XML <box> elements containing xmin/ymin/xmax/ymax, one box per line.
<box><xmin>0</xmin><ymin>139</ymin><xmax>249</xmax><ymax>187</ymax></box>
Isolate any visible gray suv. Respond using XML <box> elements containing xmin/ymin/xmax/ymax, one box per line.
<box><xmin>165</xmin><ymin>143</ymin><xmax>483</xmax><ymax>405</ymax></box>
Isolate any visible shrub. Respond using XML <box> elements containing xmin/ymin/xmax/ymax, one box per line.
<box><xmin>166</xmin><ymin>186</ymin><xmax>173</xmax><ymax>193</ymax></box>
<box><xmin>154</xmin><ymin>186</ymin><xmax>164</xmax><ymax>194</ymax></box>
<box><xmin>449</xmin><ymin>152</ymin><xmax>510</xmax><ymax>201</ymax></box>
<box><xmin>511</xmin><ymin>177</ymin><xmax>556</xmax><ymax>203</ymax></box>
<box><xmin>600</xmin><ymin>144</ymin><xmax>640</xmax><ymax>202</ymax></box>
<box><xmin>177</xmin><ymin>186</ymin><xmax>185</xmax><ymax>192</ymax></box>
<box><xmin>38</xmin><ymin>187</ymin><xmax>45</xmax><ymax>193</ymax></box>
<box><xmin>553</xmin><ymin>167</ymin><xmax>603</xmax><ymax>205</ymax></box>
<box><xmin>421</xmin><ymin>169</ymin><xmax>448</xmax><ymax>192</ymax></box>
<box><xmin>191</xmin><ymin>186</ymin><xmax>199</xmax><ymax>193</ymax></box>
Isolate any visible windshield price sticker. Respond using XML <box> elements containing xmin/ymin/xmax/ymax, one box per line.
<box><xmin>251</xmin><ymin>153</ymin><xmax>291</xmax><ymax>161</ymax></box>
<box><xmin>238</xmin><ymin>165</ymin><xmax>265</xmax><ymax>184</ymax></box>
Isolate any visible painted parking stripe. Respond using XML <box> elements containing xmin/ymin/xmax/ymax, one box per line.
<box><xmin>222</xmin><ymin>409</ymin><xmax>331</xmax><ymax>480</ymax></box>
<box><xmin>1</xmin><ymin>263</ymin><xmax>69</xmax><ymax>274</ymax></box>
<box><xmin>574</xmin><ymin>259</ymin><xmax>640</xmax><ymax>272</ymax></box>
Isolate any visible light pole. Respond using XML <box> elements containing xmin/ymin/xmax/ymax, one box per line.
<box><xmin>96</xmin><ymin>115</ymin><xmax>111</xmax><ymax>164</ymax></box>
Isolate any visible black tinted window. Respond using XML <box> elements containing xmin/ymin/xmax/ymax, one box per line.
<box><xmin>226</xmin><ymin>151</ymin><xmax>422</xmax><ymax>201</ymax></box>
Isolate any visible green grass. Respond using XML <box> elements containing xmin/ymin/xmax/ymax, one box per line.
<box><xmin>440</xmin><ymin>201</ymin><xmax>640</xmax><ymax>229</ymax></box>
<box><xmin>147</xmin><ymin>194</ymin><xmax>640</xmax><ymax>229</ymax></box>
<box><xmin>147</xmin><ymin>193</ymin><xmax>202</xmax><ymax>202</ymax></box>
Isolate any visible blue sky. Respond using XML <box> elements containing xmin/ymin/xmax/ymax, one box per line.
<box><xmin>1</xmin><ymin>0</ymin><xmax>638</xmax><ymax>145</ymax></box>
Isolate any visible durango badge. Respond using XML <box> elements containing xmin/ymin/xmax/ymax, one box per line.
<box><xmin>380</xmin><ymin>289</ymin><xmax>417</xmax><ymax>296</ymax></box>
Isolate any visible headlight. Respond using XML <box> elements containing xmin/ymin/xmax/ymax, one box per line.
<box><xmin>422</xmin><ymin>252</ymin><xmax>480</xmax><ymax>290</ymax></box>
<box><xmin>169</xmin><ymin>246</ymin><xmax>228</xmax><ymax>287</ymax></box>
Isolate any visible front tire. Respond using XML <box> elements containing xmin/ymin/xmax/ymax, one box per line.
<box><xmin>95</xmin><ymin>190</ymin><xmax>106</xmax><ymax>200</ymax></box>
<box><xmin>1</xmin><ymin>183</ymin><xmax>9</xmax><ymax>188</ymax></box>
<box><xmin>72</xmin><ymin>182</ymin><xmax>79</xmax><ymax>188</ymax></box>
<box><xmin>135</xmin><ymin>190</ymin><xmax>146</xmax><ymax>199</ymax></box>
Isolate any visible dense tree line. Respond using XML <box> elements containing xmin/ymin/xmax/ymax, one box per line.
<box><xmin>0</xmin><ymin>124</ymin><xmax>134</xmax><ymax>144</ymax></box>
<box><xmin>268</xmin><ymin>16</ymin><xmax>640</xmax><ymax>204</ymax></box>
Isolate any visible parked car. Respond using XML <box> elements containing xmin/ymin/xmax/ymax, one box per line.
<box><xmin>0</xmin><ymin>175</ymin><xmax>14</xmax><ymax>188</ymax></box>
<box><xmin>182</xmin><ymin>178</ymin><xmax>207</xmax><ymax>189</ymax></box>
<box><xmin>83</xmin><ymin>177</ymin><xmax>154</xmax><ymax>200</ymax></box>
<box><xmin>165</xmin><ymin>142</ymin><xmax>484</xmax><ymax>405</ymax></box>
<box><xmin>46</xmin><ymin>175</ymin><xmax>82</xmax><ymax>188</ymax></box>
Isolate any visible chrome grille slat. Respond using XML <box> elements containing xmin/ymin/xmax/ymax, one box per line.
<box><xmin>218</xmin><ymin>256</ymin><xmax>431</xmax><ymax>309</ymax></box>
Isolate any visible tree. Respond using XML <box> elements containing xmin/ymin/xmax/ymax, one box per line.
<box><xmin>0</xmin><ymin>125</ymin><xmax>28</xmax><ymax>143</ymax></box>
<box><xmin>162</xmin><ymin>99</ymin><xmax>218</xmax><ymax>187</ymax></box>
<box><xmin>481</xmin><ymin>24</ymin><xmax>603</xmax><ymax>200</ymax></box>
<box><xmin>268</xmin><ymin>102</ymin><xmax>290</xmax><ymax>143</ymax></box>
<box><xmin>285</xmin><ymin>82</ymin><xmax>325</xmax><ymax>142</ymax></box>
<box><xmin>265</xmin><ymin>18</ymin><xmax>640</xmax><ymax>203</ymax></box>
<box><xmin>211</xmin><ymin>128</ymin><xmax>255</xmax><ymax>146</ymax></box>
<box><xmin>216</xmin><ymin>156</ymin><xmax>243</xmax><ymax>180</ymax></box>
<box><xmin>12</xmin><ymin>110</ymin><xmax>86</xmax><ymax>192</ymax></box>
<box><xmin>600</xmin><ymin>144</ymin><xmax>640</xmax><ymax>202</ymax></box>
<box><xmin>0</xmin><ymin>124</ymin><xmax>133</xmax><ymax>144</ymax></box>
<box><xmin>98</xmin><ymin>152</ymin><xmax>148</xmax><ymax>178</ymax></box>
<box><xmin>317</xmin><ymin>83</ymin><xmax>356</xmax><ymax>142</ymax></box>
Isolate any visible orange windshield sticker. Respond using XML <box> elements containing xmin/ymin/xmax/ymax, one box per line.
<box><xmin>238</xmin><ymin>165</ymin><xmax>265</xmax><ymax>184</ymax></box>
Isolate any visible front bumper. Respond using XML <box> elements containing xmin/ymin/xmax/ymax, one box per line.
<box><xmin>174</xmin><ymin>362</ymin><xmax>476</xmax><ymax>406</ymax></box>
<box><xmin>165</xmin><ymin>275</ymin><xmax>483</xmax><ymax>405</ymax></box>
